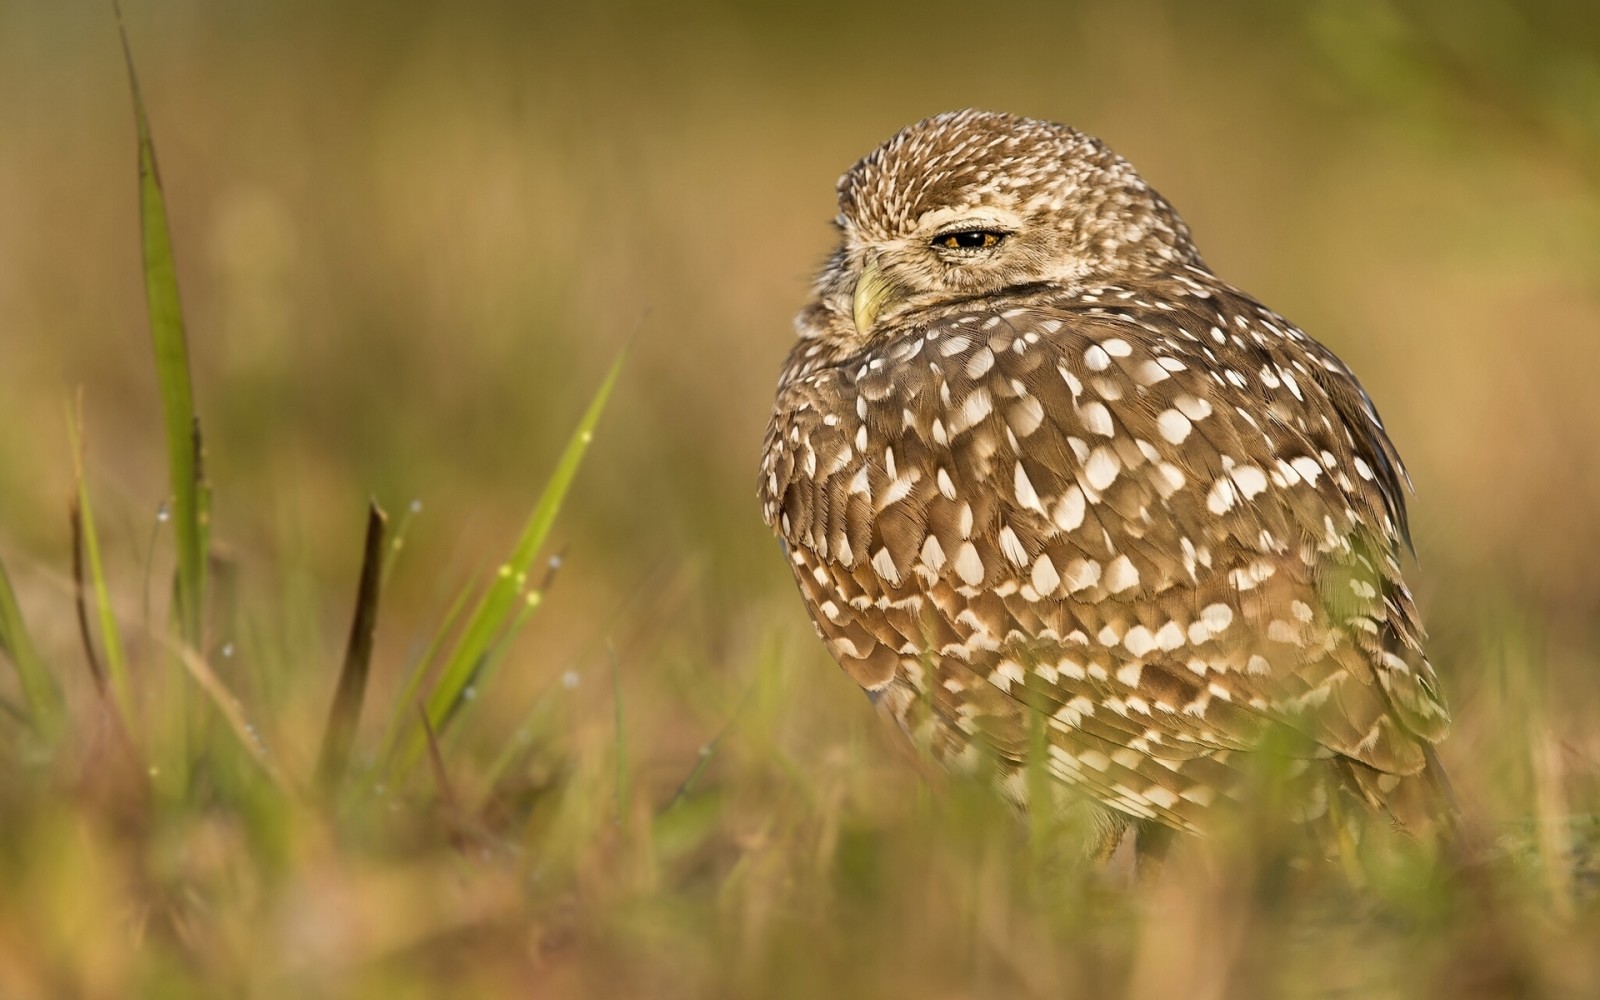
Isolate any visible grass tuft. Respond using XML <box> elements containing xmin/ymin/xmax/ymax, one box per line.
<box><xmin>389</xmin><ymin>349</ymin><xmax>627</xmax><ymax>778</ymax></box>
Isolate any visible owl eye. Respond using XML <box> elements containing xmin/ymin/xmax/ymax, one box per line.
<box><xmin>934</xmin><ymin>229</ymin><xmax>1008</xmax><ymax>252</ymax></box>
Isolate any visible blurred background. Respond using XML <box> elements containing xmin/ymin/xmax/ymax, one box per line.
<box><xmin>3</xmin><ymin>0</ymin><xmax>1600</xmax><ymax>994</ymax></box>
<box><xmin>3</xmin><ymin>0</ymin><xmax>1600</xmax><ymax>787</ymax></box>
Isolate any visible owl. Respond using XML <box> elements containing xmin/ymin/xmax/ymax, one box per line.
<box><xmin>759</xmin><ymin>110</ymin><xmax>1451</xmax><ymax>853</ymax></box>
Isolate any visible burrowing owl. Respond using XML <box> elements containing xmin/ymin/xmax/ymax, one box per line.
<box><xmin>759</xmin><ymin>110</ymin><xmax>1450</xmax><ymax>846</ymax></box>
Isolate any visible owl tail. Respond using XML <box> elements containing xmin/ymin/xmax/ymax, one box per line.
<box><xmin>1336</xmin><ymin>747</ymin><xmax>1472</xmax><ymax>861</ymax></box>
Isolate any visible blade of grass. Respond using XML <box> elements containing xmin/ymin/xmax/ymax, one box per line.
<box><xmin>661</xmin><ymin>678</ymin><xmax>757</xmax><ymax>815</ymax></box>
<box><xmin>68</xmin><ymin>404</ymin><xmax>136</xmax><ymax>733</ymax></box>
<box><xmin>116</xmin><ymin>2</ymin><xmax>208</xmax><ymax>647</ymax></box>
<box><xmin>434</xmin><ymin>551</ymin><xmax>563</xmax><ymax>744</ymax></box>
<box><xmin>0</xmin><ymin>553</ymin><xmax>62</xmax><ymax>741</ymax></box>
<box><xmin>70</xmin><ymin>502</ymin><xmax>107</xmax><ymax>694</ymax></box>
<box><xmin>419</xmin><ymin>703</ymin><xmax>460</xmax><ymax>812</ymax></box>
<box><xmin>173</xmin><ymin>643</ymin><xmax>287</xmax><ymax>792</ymax></box>
<box><xmin>418</xmin><ymin>705</ymin><xmax>476</xmax><ymax>853</ymax></box>
<box><xmin>316</xmin><ymin>501</ymin><xmax>388</xmax><ymax>796</ymax></box>
<box><xmin>377</xmin><ymin>571</ymin><xmax>476</xmax><ymax>765</ymax></box>
<box><xmin>394</xmin><ymin>349</ymin><xmax>626</xmax><ymax>775</ymax></box>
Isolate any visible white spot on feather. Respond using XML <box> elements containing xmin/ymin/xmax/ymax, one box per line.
<box><xmin>1207</xmin><ymin>477</ymin><xmax>1237</xmax><ymax>514</ymax></box>
<box><xmin>1031</xmin><ymin>554</ymin><xmax>1061</xmax><ymax>595</ymax></box>
<box><xmin>1103</xmin><ymin>555</ymin><xmax>1139</xmax><ymax>593</ymax></box>
<box><xmin>959</xmin><ymin>387</ymin><xmax>993</xmax><ymax>429</ymax></box>
<box><xmin>938</xmin><ymin>335</ymin><xmax>971</xmax><ymax>357</ymax></box>
<box><xmin>1053</xmin><ymin>487</ymin><xmax>1086</xmax><ymax>531</ymax></box>
<box><xmin>1080</xmin><ymin>401</ymin><xmax>1114</xmax><ymax>436</ymax></box>
<box><xmin>1153</xmin><ymin>621</ymin><xmax>1185</xmax><ymax>651</ymax></box>
<box><xmin>1085</xmin><ymin>446</ymin><xmax>1120</xmax><ymax>490</ymax></box>
<box><xmin>953</xmin><ymin>542</ymin><xmax>984</xmax><ymax>585</ymax></box>
<box><xmin>1008</xmin><ymin>395</ymin><xmax>1046</xmax><ymax>436</ymax></box>
<box><xmin>1233</xmin><ymin>465</ymin><xmax>1268</xmax><ymax>499</ymax></box>
<box><xmin>1123</xmin><ymin>627</ymin><xmax>1155</xmax><ymax>658</ymax></box>
<box><xmin>965</xmin><ymin>347</ymin><xmax>995</xmax><ymax>378</ymax></box>
<box><xmin>1062</xmin><ymin>558</ymin><xmax>1101</xmax><ymax>592</ymax></box>
<box><xmin>1201</xmin><ymin>604</ymin><xmax>1234</xmax><ymax>634</ymax></box>
<box><xmin>1174</xmin><ymin>394</ymin><xmax>1212</xmax><ymax>421</ymax></box>
<box><xmin>998</xmin><ymin>525</ymin><xmax>1029</xmax><ymax>566</ymax></box>
<box><xmin>1013</xmin><ymin>462</ymin><xmax>1044</xmax><ymax>512</ymax></box>
<box><xmin>871</xmin><ymin>547</ymin><xmax>899</xmax><ymax>584</ymax></box>
<box><xmin>1157</xmin><ymin>409</ymin><xmax>1191</xmax><ymax>444</ymax></box>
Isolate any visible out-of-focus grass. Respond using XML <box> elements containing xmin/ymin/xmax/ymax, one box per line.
<box><xmin>1</xmin><ymin>1</ymin><xmax>1598</xmax><ymax>996</ymax></box>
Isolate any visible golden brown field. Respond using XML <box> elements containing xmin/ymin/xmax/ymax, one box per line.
<box><xmin>1</xmin><ymin>1</ymin><xmax>1597</xmax><ymax>996</ymax></box>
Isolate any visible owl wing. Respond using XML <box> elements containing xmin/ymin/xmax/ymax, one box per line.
<box><xmin>761</xmin><ymin>278</ymin><xmax>1448</xmax><ymax>827</ymax></box>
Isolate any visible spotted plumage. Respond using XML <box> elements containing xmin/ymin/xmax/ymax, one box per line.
<box><xmin>760</xmin><ymin>110</ymin><xmax>1449</xmax><ymax>843</ymax></box>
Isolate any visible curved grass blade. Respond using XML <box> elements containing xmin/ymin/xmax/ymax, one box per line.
<box><xmin>395</xmin><ymin>349</ymin><xmax>626</xmax><ymax>775</ymax></box>
<box><xmin>116</xmin><ymin>3</ymin><xmax>208</xmax><ymax>647</ymax></box>
<box><xmin>316</xmin><ymin>501</ymin><xmax>388</xmax><ymax>796</ymax></box>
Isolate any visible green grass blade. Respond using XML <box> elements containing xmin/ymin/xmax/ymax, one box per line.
<box><xmin>116</xmin><ymin>4</ymin><xmax>207</xmax><ymax>647</ymax></box>
<box><xmin>396</xmin><ymin>350</ymin><xmax>626</xmax><ymax>774</ymax></box>
<box><xmin>67</xmin><ymin>408</ymin><xmax>137</xmax><ymax>733</ymax></box>
<box><xmin>661</xmin><ymin>677</ymin><xmax>758</xmax><ymax>815</ymax></box>
<box><xmin>438</xmin><ymin>553</ymin><xmax>561</xmax><ymax>742</ymax></box>
<box><xmin>377</xmin><ymin>570</ymin><xmax>477</xmax><ymax>765</ymax></box>
<box><xmin>0</xmin><ymin>554</ymin><xmax>62</xmax><ymax>741</ymax></box>
<box><xmin>173</xmin><ymin>643</ymin><xmax>286</xmax><ymax>791</ymax></box>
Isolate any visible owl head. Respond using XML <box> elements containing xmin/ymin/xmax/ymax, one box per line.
<box><xmin>801</xmin><ymin>110</ymin><xmax>1204</xmax><ymax>343</ymax></box>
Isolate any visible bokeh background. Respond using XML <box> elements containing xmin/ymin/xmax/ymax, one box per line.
<box><xmin>2</xmin><ymin>0</ymin><xmax>1599</xmax><ymax>995</ymax></box>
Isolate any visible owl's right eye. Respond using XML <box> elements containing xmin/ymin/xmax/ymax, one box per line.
<box><xmin>933</xmin><ymin>229</ymin><xmax>1009</xmax><ymax>252</ymax></box>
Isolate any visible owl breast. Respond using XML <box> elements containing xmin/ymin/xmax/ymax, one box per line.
<box><xmin>760</xmin><ymin>273</ymin><xmax>1447</xmax><ymax>832</ymax></box>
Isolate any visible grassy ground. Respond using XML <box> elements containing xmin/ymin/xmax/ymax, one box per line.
<box><xmin>2</xmin><ymin>2</ymin><xmax>1599</xmax><ymax>996</ymax></box>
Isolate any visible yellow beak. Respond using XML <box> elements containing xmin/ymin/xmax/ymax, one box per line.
<box><xmin>852</xmin><ymin>255</ymin><xmax>902</xmax><ymax>336</ymax></box>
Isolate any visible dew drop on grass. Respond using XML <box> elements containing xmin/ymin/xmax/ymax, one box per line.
<box><xmin>562</xmin><ymin>670</ymin><xmax>580</xmax><ymax>690</ymax></box>
<box><xmin>242</xmin><ymin>723</ymin><xmax>267</xmax><ymax>753</ymax></box>
<box><xmin>155</xmin><ymin>502</ymin><xmax>170</xmax><ymax>524</ymax></box>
